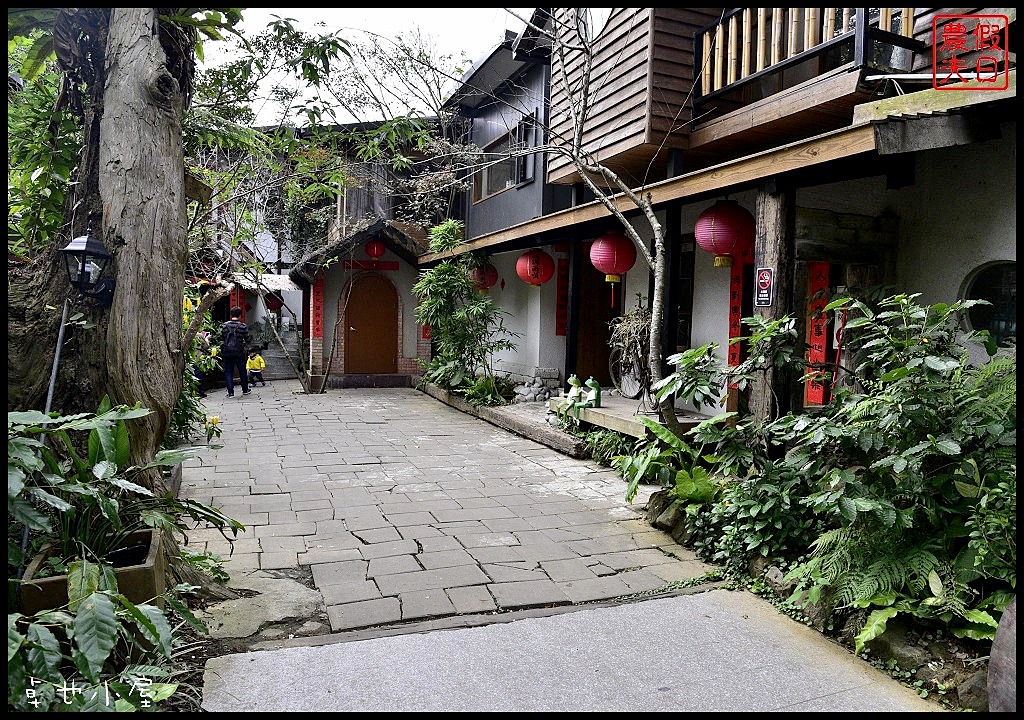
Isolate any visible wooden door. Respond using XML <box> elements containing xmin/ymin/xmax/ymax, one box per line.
<box><xmin>345</xmin><ymin>274</ymin><xmax>398</xmax><ymax>373</ymax></box>
<box><xmin>574</xmin><ymin>256</ymin><xmax>618</xmax><ymax>386</ymax></box>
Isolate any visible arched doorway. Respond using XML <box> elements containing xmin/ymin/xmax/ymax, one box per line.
<box><xmin>345</xmin><ymin>273</ymin><xmax>399</xmax><ymax>373</ymax></box>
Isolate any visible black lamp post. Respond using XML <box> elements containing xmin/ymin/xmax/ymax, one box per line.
<box><xmin>61</xmin><ymin>222</ymin><xmax>116</xmax><ymax>307</ymax></box>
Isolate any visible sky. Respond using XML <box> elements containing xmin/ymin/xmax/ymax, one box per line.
<box><xmin>205</xmin><ymin>8</ymin><xmax>532</xmax><ymax>124</ymax></box>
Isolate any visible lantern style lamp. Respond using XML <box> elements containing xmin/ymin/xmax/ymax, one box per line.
<box><xmin>470</xmin><ymin>263</ymin><xmax>499</xmax><ymax>292</ymax></box>
<box><xmin>61</xmin><ymin>223</ymin><xmax>115</xmax><ymax>307</ymax></box>
<box><xmin>516</xmin><ymin>249</ymin><xmax>555</xmax><ymax>286</ymax></box>
<box><xmin>590</xmin><ymin>229</ymin><xmax>636</xmax><ymax>306</ymax></box>
<box><xmin>694</xmin><ymin>199</ymin><xmax>755</xmax><ymax>268</ymax></box>
<box><xmin>365</xmin><ymin>240</ymin><xmax>386</xmax><ymax>259</ymax></box>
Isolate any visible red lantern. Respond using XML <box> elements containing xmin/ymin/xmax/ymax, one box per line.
<box><xmin>694</xmin><ymin>200</ymin><xmax>755</xmax><ymax>267</ymax></box>
<box><xmin>470</xmin><ymin>263</ymin><xmax>499</xmax><ymax>292</ymax></box>
<box><xmin>265</xmin><ymin>294</ymin><xmax>283</xmax><ymax>312</ymax></box>
<box><xmin>590</xmin><ymin>230</ymin><xmax>637</xmax><ymax>282</ymax></box>
<box><xmin>516</xmin><ymin>249</ymin><xmax>555</xmax><ymax>286</ymax></box>
<box><xmin>365</xmin><ymin>240</ymin><xmax>385</xmax><ymax>259</ymax></box>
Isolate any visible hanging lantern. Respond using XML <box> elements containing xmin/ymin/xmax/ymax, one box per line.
<box><xmin>469</xmin><ymin>263</ymin><xmax>499</xmax><ymax>292</ymax></box>
<box><xmin>694</xmin><ymin>199</ymin><xmax>755</xmax><ymax>268</ymax></box>
<box><xmin>365</xmin><ymin>240</ymin><xmax>386</xmax><ymax>259</ymax></box>
<box><xmin>590</xmin><ymin>229</ymin><xmax>637</xmax><ymax>307</ymax></box>
<box><xmin>516</xmin><ymin>249</ymin><xmax>555</xmax><ymax>286</ymax></box>
<box><xmin>265</xmin><ymin>293</ymin><xmax>283</xmax><ymax>312</ymax></box>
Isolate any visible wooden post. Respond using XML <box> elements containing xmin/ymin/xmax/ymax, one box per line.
<box><xmin>750</xmin><ymin>182</ymin><xmax>795</xmax><ymax>425</ymax></box>
<box><xmin>714</xmin><ymin>24</ymin><xmax>725</xmax><ymax>91</ymax></box>
<box><xmin>788</xmin><ymin>7</ymin><xmax>801</xmax><ymax>57</ymax></box>
<box><xmin>880</xmin><ymin>8</ymin><xmax>892</xmax><ymax>33</ymax></box>
<box><xmin>742</xmin><ymin>9</ymin><xmax>752</xmax><ymax>78</ymax></box>
<box><xmin>728</xmin><ymin>14</ymin><xmax>738</xmax><ymax>85</ymax></box>
<box><xmin>902</xmin><ymin>8</ymin><xmax>914</xmax><ymax>37</ymax></box>
<box><xmin>824</xmin><ymin>7</ymin><xmax>836</xmax><ymax>40</ymax></box>
<box><xmin>806</xmin><ymin>7</ymin><xmax>820</xmax><ymax>48</ymax></box>
<box><xmin>701</xmin><ymin>30</ymin><xmax>712</xmax><ymax>96</ymax></box>
<box><xmin>842</xmin><ymin>8</ymin><xmax>852</xmax><ymax>33</ymax></box>
<box><xmin>757</xmin><ymin>8</ymin><xmax>768</xmax><ymax>71</ymax></box>
<box><xmin>772</xmin><ymin>8</ymin><xmax>785</xmax><ymax>65</ymax></box>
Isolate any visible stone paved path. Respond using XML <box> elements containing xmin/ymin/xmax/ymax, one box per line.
<box><xmin>181</xmin><ymin>380</ymin><xmax>713</xmax><ymax>634</ymax></box>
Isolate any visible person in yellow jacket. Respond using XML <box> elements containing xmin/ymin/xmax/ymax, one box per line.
<box><xmin>246</xmin><ymin>348</ymin><xmax>268</xmax><ymax>386</ymax></box>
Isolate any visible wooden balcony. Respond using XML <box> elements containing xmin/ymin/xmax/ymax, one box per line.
<box><xmin>689</xmin><ymin>8</ymin><xmax>926</xmax><ymax>168</ymax></box>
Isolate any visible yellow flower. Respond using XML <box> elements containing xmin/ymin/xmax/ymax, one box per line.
<box><xmin>210</xmin><ymin>347</ymin><xmax>217</xmax><ymax>357</ymax></box>
<box><xmin>183</xmin><ymin>297</ymin><xmax>195</xmax><ymax>312</ymax></box>
<box><xmin>208</xmin><ymin>416</ymin><xmax>219</xmax><ymax>425</ymax></box>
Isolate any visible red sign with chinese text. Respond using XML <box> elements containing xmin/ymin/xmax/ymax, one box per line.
<box><xmin>804</xmin><ymin>262</ymin><xmax>830</xmax><ymax>406</ymax></box>
<box><xmin>933</xmin><ymin>15</ymin><xmax>1009</xmax><ymax>90</ymax></box>
<box><xmin>311</xmin><ymin>277</ymin><xmax>324</xmax><ymax>339</ymax></box>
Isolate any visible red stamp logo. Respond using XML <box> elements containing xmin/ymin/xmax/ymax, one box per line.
<box><xmin>932</xmin><ymin>14</ymin><xmax>1009</xmax><ymax>90</ymax></box>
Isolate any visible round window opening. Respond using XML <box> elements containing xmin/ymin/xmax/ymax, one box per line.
<box><xmin>965</xmin><ymin>262</ymin><xmax>1016</xmax><ymax>347</ymax></box>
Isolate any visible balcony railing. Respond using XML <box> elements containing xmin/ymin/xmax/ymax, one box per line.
<box><xmin>695</xmin><ymin>8</ymin><xmax>926</xmax><ymax>105</ymax></box>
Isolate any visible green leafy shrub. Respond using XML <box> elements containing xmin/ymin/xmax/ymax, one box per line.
<box><xmin>8</xmin><ymin>559</ymin><xmax>207</xmax><ymax>711</ymax></box>
<box><xmin>9</xmin><ymin>399</ymin><xmax>244</xmax><ymax>576</ymax></box>
<box><xmin>413</xmin><ymin>220</ymin><xmax>519</xmax><ymax>396</ymax></box>
<box><xmin>583</xmin><ymin>428</ymin><xmax>636</xmax><ymax>466</ymax></box>
<box><xmin>636</xmin><ymin>292</ymin><xmax>1016</xmax><ymax>646</ymax></box>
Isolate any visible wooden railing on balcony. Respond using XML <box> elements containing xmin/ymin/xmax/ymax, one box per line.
<box><xmin>697</xmin><ymin>8</ymin><xmax>917</xmax><ymax>97</ymax></box>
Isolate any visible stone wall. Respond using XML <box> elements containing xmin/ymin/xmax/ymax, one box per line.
<box><xmin>510</xmin><ymin>367</ymin><xmax>562</xmax><ymax>404</ymax></box>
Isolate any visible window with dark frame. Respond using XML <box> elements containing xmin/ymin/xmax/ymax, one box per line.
<box><xmin>474</xmin><ymin>114</ymin><xmax>536</xmax><ymax>202</ymax></box>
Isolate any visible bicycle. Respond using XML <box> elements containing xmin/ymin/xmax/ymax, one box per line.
<box><xmin>608</xmin><ymin>297</ymin><xmax>656</xmax><ymax>410</ymax></box>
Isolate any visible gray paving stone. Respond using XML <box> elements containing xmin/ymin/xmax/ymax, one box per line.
<box><xmin>445</xmin><ymin>585</ymin><xmax>497</xmax><ymax>614</ymax></box>
<box><xmin>326</xmin><ymin>597</ymin><xmax>400</xmax><ymax>631</ymax></box>
<box><xmin>557</xmin><ymin>575</ymin><xmax>633</xmax><ymax>603</ymax></box>
<box><xmin>311</xmin><ymin>560</ymin><xmax>369</xmax><ymax>586</ymax></box>
<box><xmin>375</xmin><ymin>565</ymin><xmax>490</xmax><ymax>595</ymax></box>
<box><xmin>457</xmin><ymin>532</ymin><xmax>521</xmax><ymax>548</ymax></box>
<box><xmin>367</xmin><ymin>555</ymin><xmax>422</xmax><ymax>578</ymax></box>
<box><xmin>298</xmin><ymin>548</ymin><xmax>362</xmax><ymax>565</ymax></box>
<box><xmin>399</xmin><ymin>590</ymin><xmax>457</xmax><ymax>620</ymax></box>
<box><xmin>482</xmin><ymin>563</ymin><xmax>548</xmax><ymax>582</ymax></box>
<box><xmin>540</xmin><ymin>558</ymin><xmax>601</xmax><ymax>582</ymax></box>
<box><xmin>344</xmin><ymin>513</ymin><xmax>392</xmax><ymax>531</ymax></box>
<box><xmin>430</xmin><ymin>507</ymin><xmax>517</xmax><ymax>523</ymax></box>
<box><xmin>414</xmin><ymin>536</ymin><xmax>464</xmax><ymax>553</ymax></box>
<box><xmin>259</xmin><ymin>536</ymin><xmax>307</xmax><ymax>552</ymax></box>
<box><xmin>296</xmin><ymin>508</ymin><xmax>335</xmax><ymax>523</ymax></box>
<box><xmin>260</xmin><ymin>552</ymin><xmax>298</xmax><ymax>569</ymax></box>
<box><xmin>358</xmin><ymin>539</ymin><xmax>418</xmax><ymax>560</ymax></box>
<box><xmin>516</xmin><ymin>542</ymin><xmax>579</xmax><ymax>562</ymax></box>
<box><xmin>589</xmin><ymin>549</ymin><xmax>677</xmax><ymax>570</ymax></box>
<box><xmin>395</xmin><ymin>524</ymin><xmax>444</xmax><ymax>540</ymax></box>
<box><xmin>416</xmin><ymin>549</ymin><xmax>477</xmax><ymax>570</ymax></box>
<box><xmin>617</xmin><ymin>568</ymin><xmax>668</xmax><ymax>593</ymax></box>
<box><xmin>488</xmin><ymin>579</ymin><xmax>570</xmax><ymax>609</ymax></box>
<box><xmin>352</xmin><ymin>527</ymin><xmax>403</xmax><ymax>544</ymax></box>
<box><xmin>320</xmin><ymin>580</ymin><xmax>382</xmax><ymax>605</ymax></box>
<box><xmin>253</xmin><ymin>522</ymin><xmax>317</xmax><ymax>538</ymax></box>
<box><xmin>383</xmin><ymin>511</ymin><xmax>436</xmax><ymax>526</ymax></box>
<box><xmin>465</xmin><ymin>546</ymin><xmax>522</xmax><ymax>563</ymax></box>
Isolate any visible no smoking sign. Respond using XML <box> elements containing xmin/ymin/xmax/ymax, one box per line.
<box><xmin>754</xmin><ymin>267</ymin><xmax>774</xmax><ymax>307</ymax></box>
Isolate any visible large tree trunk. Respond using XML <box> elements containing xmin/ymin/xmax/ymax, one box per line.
<box><xmin>750</xmin><ymin>182</ymin><xmax>795</xmax><ymax>425</ymax></box>
<box><xmin>94</xmin><ymin>8</ymin><xmax>190</xmax><ymax>468</ymax></box>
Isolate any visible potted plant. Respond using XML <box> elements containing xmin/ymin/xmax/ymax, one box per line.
<box><xmin>9</xmin><ymin>397</ymin><xmax>244</xmax><ymax>615</ymax></box>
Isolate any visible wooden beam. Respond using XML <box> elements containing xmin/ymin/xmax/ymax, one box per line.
<box><xmin>873</xmin><ymin>114</ymin><xmax>1001</xmax><ymax>155</ymax></box>
<box><xmin>852</xmin><ymin>69</ymin><xmax>1016</xmax><ymax>123</ymax></box>
<box><xmin>419</xmin><ymin>124</ymin><xmax>878</xmax><ymax>263</ymax></box>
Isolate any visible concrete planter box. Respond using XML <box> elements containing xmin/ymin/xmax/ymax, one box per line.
<box><xmin>19</xmin><ymin>528</ymin><xmax>167</xmax><ymax>615</ymax></box>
